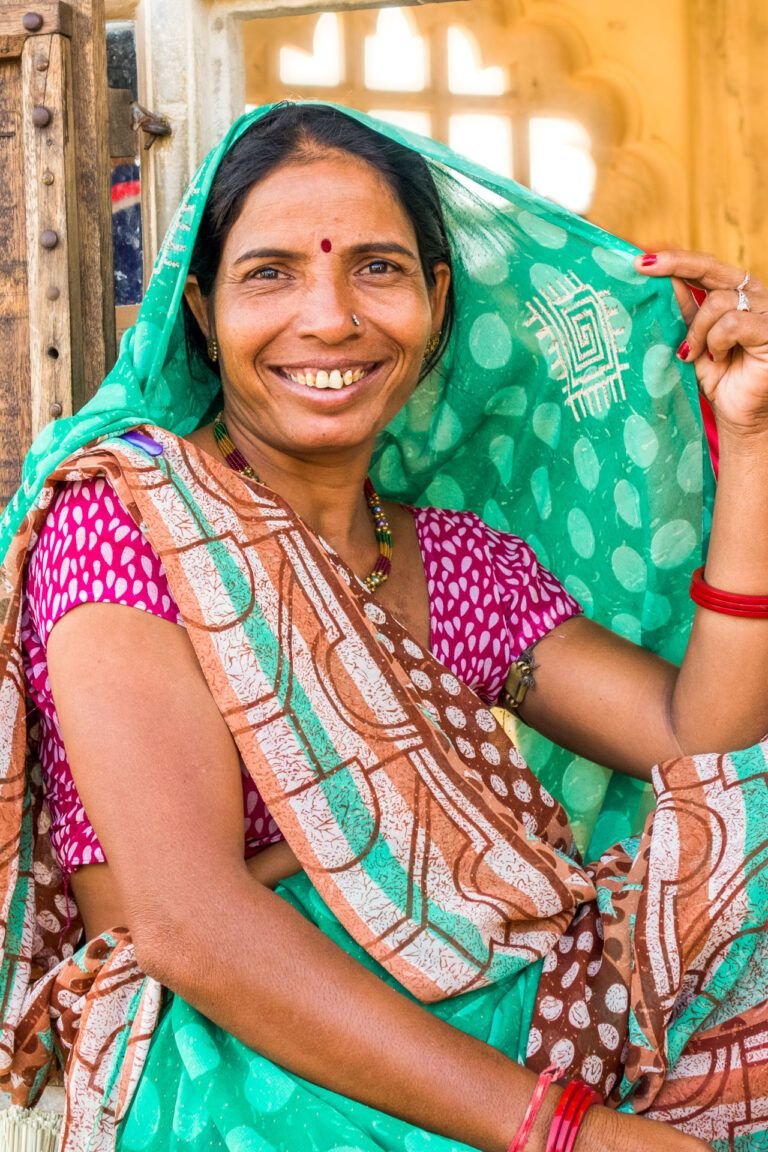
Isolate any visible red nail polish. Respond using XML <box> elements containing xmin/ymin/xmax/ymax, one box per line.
<box><xmin>641</xmin><ymin>254</ymin><xmax>658</xmax><ymax>266</ymax></box>
<box><xmin>707</xmin><ymin>351</ymin><xmax>715</xmax><ymax>362</ymax></box>
<box><xmin>677</xmin><ymin>340</ymin><xmax>690</xmax><ymax>361</ymax></box>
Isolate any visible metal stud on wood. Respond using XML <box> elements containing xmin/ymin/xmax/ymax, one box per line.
<box><xmin>21</xmin><ymin>22</ymin><xmax>82</xmax><ymax>448</ymax></box>
<box><xmin>0</xmin><ymin>1</ymin><xmax>107</xmax><ymax>509</ymax></box>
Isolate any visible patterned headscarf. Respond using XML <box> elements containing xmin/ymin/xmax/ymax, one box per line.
<box><xmin>0</xmin><ymin>102</ymin><xmax>709</xmax><ymax>853</ymax></box>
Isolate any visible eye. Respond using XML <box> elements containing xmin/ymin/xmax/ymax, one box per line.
<box><xmin>363</xmin><ymin>259</ymin><xmax>399</xmax><ymax>275</ymax></box>
<box><xmin>246</xmin><ymin>266</ymin><xmax>282</xmax><ymax>281</ymax></box>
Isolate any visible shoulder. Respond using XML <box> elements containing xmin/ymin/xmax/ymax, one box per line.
<box><xmin>33</xmin><ymin>476</ymin><xmax>142</xmax><ymax>554</ymax></box>
<box><xmin>26</xmin><ymin>477</ymin><xmax>180</xmax><ymax>643</ymax></box>
<box><xmin>412</xmin><ymin>504</ymin><xmax>582</xmax><ymax>651</ymax></box>
<box><xmin>410</xmin><ymin>505</ymin><xmax>535</xmax><ymax>568</ymax></box>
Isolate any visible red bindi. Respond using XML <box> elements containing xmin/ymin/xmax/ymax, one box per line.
<box><xmin>320</xmin><ymin>238</ymin><xmax>332</xmax><ymax>253</ymax></box>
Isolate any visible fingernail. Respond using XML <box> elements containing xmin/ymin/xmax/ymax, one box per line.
<box><xmin>641</xmin><ymin>253</ymin><xmax>658</xmax><ymax>266</ymax></box>
<box><xmin>677</xmin><ymin>340</ymin><xmax>690</xmax><ymax>361</ymax></box>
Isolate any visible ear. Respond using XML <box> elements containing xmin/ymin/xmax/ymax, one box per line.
<box><xmin>429</xmin><ymin>262</ymin><xmax>452</xmax><ymax>334</ymax></box>
<box><xmin>184</xmin><ymin>275</ymin><xmax>213</xmax><ymax>341</ymax></box>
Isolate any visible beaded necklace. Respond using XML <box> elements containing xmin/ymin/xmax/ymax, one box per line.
<box><xmin>212</xmin><ymin>413</ymin><xmax>392</xmax><ymax>593</ymax></box>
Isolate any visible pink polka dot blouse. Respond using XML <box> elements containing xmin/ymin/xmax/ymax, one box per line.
<box><xmin>22</xmin><ymin>478</ymin><xmax>580</xmax><ymax>877</ymax></box>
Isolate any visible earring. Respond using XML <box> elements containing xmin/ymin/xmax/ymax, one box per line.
<box><xmin>423</xmin><ymin>331</ymin><xmax>441</xmax><ymax>363</ymax></box>
<box><xmin>207</xmin><ymin>337</ymin><xmax>219</xmax><ymax>363</ymax></box>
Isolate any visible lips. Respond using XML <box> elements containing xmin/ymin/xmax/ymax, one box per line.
<box><xmin>278</xmin><ymin>365</ymin><xmax>374</xmax><ymax>390</ymax></box>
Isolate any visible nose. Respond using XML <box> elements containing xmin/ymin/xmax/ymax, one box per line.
<box><xmin>294</xmin><ymin>269</ymin><xmax>360</xmax><ymax>343</ymax></box>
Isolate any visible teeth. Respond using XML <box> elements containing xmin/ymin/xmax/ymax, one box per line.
<box><xmin>284</xmin><ymin>367</ymin><xmax>368</xmax><ymax>389</ymax></box>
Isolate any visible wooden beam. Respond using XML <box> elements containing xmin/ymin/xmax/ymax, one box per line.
<box><xmin>22</xmin><ymin>29</ymin><xmax>82</xmax><ymax>437</ymax></box>
<box><xmin>68</xmin><ymin>0</ymin><xmax>116</xmax><ymax>408</ymax></box>
<box><xmin>0</xmin><ymin>3</ymin><xmax>72</xmax><ymax>56</ymax></box>
<box><xmin>0</xmin><ymin>54</ymin><xmax>31</xmax><ymax>504</ymax></box>
<box><xmin>0</xmin><ymin>0</ymin><xmax>113</xmax><ymax>508</ymax></box>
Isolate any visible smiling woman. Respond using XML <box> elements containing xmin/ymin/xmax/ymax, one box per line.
<box><xmin>3</xmin><ymin>103</ymin><xmax>768</xmax><ymax>1152</ymax></box>
<box><xmin>184</xmin><ymin>151</ymin><xmax>449</xmax><ymax>476</ymax></box>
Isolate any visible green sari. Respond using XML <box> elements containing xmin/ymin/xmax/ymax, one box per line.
<box><xmin>3</xmin><ymin>105</ymin><xmax>765</xmax><ymax>1152</ymax></box>
<box><xmin>1</xmin><ymin>102</ymin><xmax>709</xmax><ymax>859</ymax></box>
<box><xmin>119</xmin><ymin>873</ymin><xmax>538</xmax><ymax>1152</ymax></box>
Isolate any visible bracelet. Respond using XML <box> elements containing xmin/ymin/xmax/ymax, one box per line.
<box><xmin>690</xmin><ymin>566</ymin><xmax>768</xmax><ymax>618</ymax></box>
<box><xmin>545</xmin><ymin>1079</ymin><xmax>603</xmax><ymax>1152</ymax></box>
<box><xmin>507</xmin><ymin>1064</ymin><xmax>562</xmax><ymax>1152</ymax></box>
<box><xmin>499</xmin><ymin>647</ymin><xmax>536</xmax><ymax>714</ymax></box>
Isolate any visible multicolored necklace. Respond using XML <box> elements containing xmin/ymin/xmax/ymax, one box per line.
<box><xmin>212</xmin><ymin>413</ymin><xmax>392</xmax><ymax>593</ymax></box>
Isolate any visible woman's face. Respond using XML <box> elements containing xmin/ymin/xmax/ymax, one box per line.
<box><xmin>185</xmin><ymin>151</ymin><xmax>450</xmax><ymax>463</ymax></box>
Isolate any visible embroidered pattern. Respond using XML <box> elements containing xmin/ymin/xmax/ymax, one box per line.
<box><xmin>525</xmin><ymin>273</ymin><xmax>628</xmax><ymax>422</ymax></box>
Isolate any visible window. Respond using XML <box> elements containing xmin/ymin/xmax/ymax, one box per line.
<box><xmin>244</xmin><ymin>6</ymin><xmax>597</xmax><ymax>215</ymax></box>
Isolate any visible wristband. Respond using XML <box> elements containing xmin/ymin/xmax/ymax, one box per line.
<box><xmin>507</xmin><ymin>1064</ymin><xmax>563</xmax><ymax>1152</ymax></box>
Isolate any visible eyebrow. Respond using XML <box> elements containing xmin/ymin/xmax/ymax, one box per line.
<box><xmin>232</xmin><ymin>241</ymin><xmax>417</xmax><ymax>266</ymax></box>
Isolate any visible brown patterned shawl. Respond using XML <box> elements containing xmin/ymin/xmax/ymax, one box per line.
<box><xmin>1</xmin><ymin>428</ymin><xmax>767</xmax><ymax>1149</ymax></box>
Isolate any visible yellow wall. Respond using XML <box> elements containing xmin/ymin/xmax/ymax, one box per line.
<box><xmin>531</xmin><ymin>0</ymin><xmax>768</xmax><ymax>277</ymax></box>
<box><xmin>241</xmin><ymin>0</ymin><xmax>768</xmax><ymax>277</ymax></box>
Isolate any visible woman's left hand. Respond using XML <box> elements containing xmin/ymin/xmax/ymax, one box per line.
<box><xmin>636</xmin><ymin>250</ymin><xmax>768</xmax><ymax>439</ymax></box>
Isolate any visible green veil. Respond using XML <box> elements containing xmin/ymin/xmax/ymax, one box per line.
<box><xmin>0</xmin><ymin>102</ymin><xmax>710</xmax><ymax>856</ymax></box>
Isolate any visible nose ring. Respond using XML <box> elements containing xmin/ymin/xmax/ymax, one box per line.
<box><xmin>351</xmin><ymin>313</ymin><xmax>361</xmax><ymax>327</ymax></box>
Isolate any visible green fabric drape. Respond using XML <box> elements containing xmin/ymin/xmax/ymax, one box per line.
<box><xmin>118</xmin><ymin>873</ymin><xmax>542</xmax><ymax>1152</ymax></box>
<box><xmin>0</xmin><ymin>102</ymin><xmax>708</xmax><ymax>854</ymax></box>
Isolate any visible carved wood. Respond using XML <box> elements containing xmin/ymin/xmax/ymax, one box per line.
<box><xmin>22</xmin><ymin>29</ymin><xmax>82</xmax><ymax>438</ymax></box>
<box><xmin>0</xmin><ymin>53</ymin><xmax>31</xmax><ymax>505</ymax></box>
<box><xmin>0</xmin><ymin>2</ymin><xmax>72</xmax><ymax>55</ymax></box>
<box><xmin>0</xmin><ymin>0</ymin><xmax>113</xmax><ymax>509</ymax></box>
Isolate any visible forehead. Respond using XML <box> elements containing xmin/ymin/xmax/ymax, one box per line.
<box><xmin>223</xmin><ymin>152</ymin><xmax>417</xmax><ymax>253</ymax></box>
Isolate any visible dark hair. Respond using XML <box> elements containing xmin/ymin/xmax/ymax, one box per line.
<box><xmin>184</xmin><ymin>103</ymin><xmax>454</xmax><ymax>380</ymax></box>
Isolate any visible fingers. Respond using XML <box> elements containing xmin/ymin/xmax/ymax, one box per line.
<box><xmin>635</xmin><ymin>250</ymin><xmax>768</xmax><ymax>364</ymax></box>
<box><xmin>635</xmin><ymin>249</ymin><xmax>759</xmax><ymax>294</ymax></box>
<box><xmin>682</xmin><ymin>289</ymin><xmax>745</xmax><ymax>361</ymax></box>
<box><xmin>673</xmin><ymin>284</ymin><xmax>768</xmax><ymax>363</ymax></box>
<box><xmin>698</xmin><ymin>310</ymin><xmax>768</xmax><ymax>364</ymax></box>
<box><xmin>670</xmin><ymin>278</ymin><xmax>702</xmax><ymax>328</ymax></box>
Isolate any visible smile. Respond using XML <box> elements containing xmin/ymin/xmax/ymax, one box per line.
<box><xmin>279</xmin><ymin>366</ymin><xmax>371</xmax><ymax>390</ymax></box>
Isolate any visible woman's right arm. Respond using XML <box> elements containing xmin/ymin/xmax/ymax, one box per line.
<box><xmin>46</xmin><ymin>602</ymin><xmax>707</xmax><ymax>1152</ymax></box>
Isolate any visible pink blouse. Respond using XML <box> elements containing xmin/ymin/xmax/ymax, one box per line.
<box><xmin>22</xmin><ymin>477</ymin><xmax>580</xmax><ymax>876</ymax></box>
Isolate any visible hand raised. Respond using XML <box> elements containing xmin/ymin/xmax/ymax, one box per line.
<box><xmin>636</xmin><ymin>250</ymin><xmax>768</xmax><ymax>439</ymax></box>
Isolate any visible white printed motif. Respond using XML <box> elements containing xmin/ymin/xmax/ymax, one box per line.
<box><xmin>524</xmin><ymin>273</ymin><xmax>628</xmax><ymax>422</ymax></box>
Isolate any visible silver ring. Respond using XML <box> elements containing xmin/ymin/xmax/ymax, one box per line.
<box><xmin>736</xmin><ymin>271</ymin><xmax>751</xmax><ymax>312</ymax></box>
<box><xmin>351</xmin><ymin>312</ymin><xmax>361</xmax><ymax>327</ymax></box>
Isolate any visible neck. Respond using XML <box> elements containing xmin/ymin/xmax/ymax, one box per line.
<box><xmin>208</xmin><ymin>413</ymin><xmax>379</xmax><ymax>558</ymax></box>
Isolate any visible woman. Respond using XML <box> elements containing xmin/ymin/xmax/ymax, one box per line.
<box><xmin>2</xmin><ymin>102</ymin><xmax>768</xmax><ymax>1152</ymax></box>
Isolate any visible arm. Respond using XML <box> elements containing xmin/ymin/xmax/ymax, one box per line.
<box><xmin>516</xmin><ymin>252</ymin><xmax>768</xmax><ymax>781</ymax></box>
<box><xmin>47</xmin><ymin>603</ymin><xmax>702</xmax><ymax>1152</ymax></box>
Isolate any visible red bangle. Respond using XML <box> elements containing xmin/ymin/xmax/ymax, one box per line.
<box><xmin>690</xmin><ymin>566</ymin><xmax>768</xmax><ymax>618</ymax></box>
<box><xmin>545</xmin><ymin>1079</ymin><xmax>603</xmax><ymax>1152</ymax></box>
<box><xmin>507</xmin><ymin>1064</ymin><xmax>563</xmax><ymax>1152</ymax></box>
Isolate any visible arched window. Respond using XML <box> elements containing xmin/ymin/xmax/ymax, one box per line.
<box><xmin>244</xmin><ymin>6</ymin><xmax>596</xmax><ymax>214</ymax></box>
